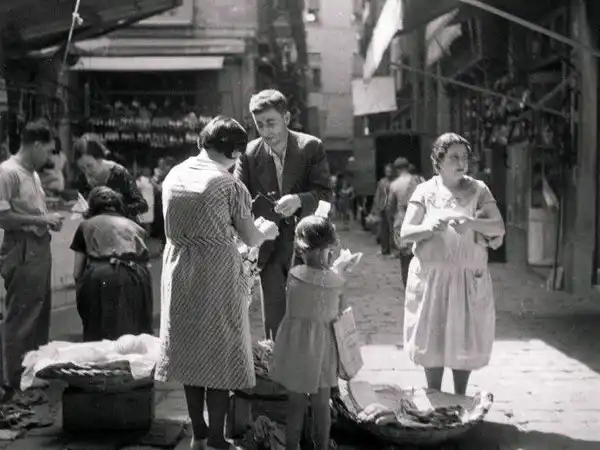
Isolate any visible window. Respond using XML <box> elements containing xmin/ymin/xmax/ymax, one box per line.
<box><xmin>311</xmin><ymin>68</ymin><xmax>322</xmax><ymax>91</ymax></box>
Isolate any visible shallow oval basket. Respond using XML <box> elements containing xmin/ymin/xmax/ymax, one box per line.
<box><xmin>332</xmin><ymin>380</ymin><xmax>494</xmax><ymax>447</ymax></box>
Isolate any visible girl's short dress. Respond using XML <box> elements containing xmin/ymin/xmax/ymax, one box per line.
<box><xmin>270</xmin><ymin>265</ymin><xmax>344</xmax><ymax>394</ymax></box>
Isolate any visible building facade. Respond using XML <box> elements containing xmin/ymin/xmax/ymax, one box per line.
<box><xmin>357</xmin><ymin>0</ymin><xmax>600</xmax><ymax>295</ymax></box>
<box><xmin>63</xmin><ymin>0</ymin><xmax>258</xmax><ymax>167</ymax></box>
<box><xmin>304</xmin><ymin>0</ymin><xmax>356</xmax><ymax>172</ymax></box>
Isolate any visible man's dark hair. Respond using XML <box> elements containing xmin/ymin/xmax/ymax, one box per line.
<box><xmin>21</xmin><ymin>119</ymin><xmax>53</xmax><ymax>146</ymax></box>
<box><xmin>393</xmin><ymin>157</ymin><xmax>410</xmax><ymax>172</ymax></box>
<box><xmin>199</xmin><ymin>116</ymin><xmax>248</xmax><ymax>159</ymax></box>
<box><xmin>249</xmin><ymin>89</ymin><xmax>288</xmax><ymax>115</ymax></box>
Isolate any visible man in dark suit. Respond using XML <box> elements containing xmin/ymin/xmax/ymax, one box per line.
<box><xmin>235</xmin><ymin>89</ymin><xmax>332</xmax><ymax>339</ymax></box>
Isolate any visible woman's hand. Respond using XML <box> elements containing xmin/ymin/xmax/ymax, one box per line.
<box><xmin>257</xmin><ymin>218</ymin><xmax>279</xmax><ymax>241</ymax></box>
<box><xmin>425</xmin><ymin>217</ymin><xmax>448</xmax><ymax>234</ymax></box>
<box><xmin>448</xmin><ymin>216</ymin><xmax>473</xmax><ymax>234</ymax></box>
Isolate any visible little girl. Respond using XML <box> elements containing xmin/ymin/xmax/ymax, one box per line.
<box><xmin>270</xmin><ymin>215</ymin><xmax>346</xmax><ymax>450</ymax></box>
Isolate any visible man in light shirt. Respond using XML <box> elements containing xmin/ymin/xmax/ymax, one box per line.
<box><xmin>235</xmin><ymin>89</ymin><xmax>332</xmax><ymax>339</ymax></box>
<box><xmin>0</xmin><ymin>119</ymin><xmax>64</xmax><ymax>395</ymax></box>
<box><xmin>38</xmin><ymin>137</ymin><xmax>69</xmax><ymax>197</ymax></box>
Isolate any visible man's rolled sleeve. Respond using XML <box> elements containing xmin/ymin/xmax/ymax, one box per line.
<box><xmin>0</xmin><ymin>169</ymin><xmax>16</xmax><ymax>212</ymax></box>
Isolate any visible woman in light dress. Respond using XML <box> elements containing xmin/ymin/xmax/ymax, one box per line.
<box><xmin>155</xmin><ymin>116</ymin><xmax>279</xmax><ymax>450</ymax></box>
<box><xmin>400</xmin><ymin>133</ymin><xmax>505</xmax><ymax>395</ymax></box>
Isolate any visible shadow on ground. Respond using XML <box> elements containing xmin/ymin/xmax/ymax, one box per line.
<box><xmin>459</xmin><ymin>421</ymin><xmax>599</xmax><ymax>450</ymax></box>
<box><xmin>494</xmin><ymin>311</ymin><xmax>600</xmax><ymax>376</ymax></box>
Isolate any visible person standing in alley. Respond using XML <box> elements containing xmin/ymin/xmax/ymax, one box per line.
<box><xmin>371</xmin><ymin>163</ymin><xmax>394</xmax><ymax>255</ymax></box>
<box><xmin>400</xmin><ymin>133</ymin><xmax>504</xmax><ymax>395</ymax></box>
<box><xmin>235</xmin><ymin>89</ymin><xmax>332</xmax><ymax>340</ymax></box>
<box><xmin>388</xmin><ymin>157</ymin><xmax>420</xmax><ymax>289</ymax></box>
<box><xmin>156</xmin><ymin>117</ymin><xmax>279</xmax><ymax>450</ymax></box>
<box><xmin>336</xmin><ymin>173</ymin><xmax>355</xmax><ymax>230</ymax></box>
<box><xmin>0</xmin><ymin>119</ymin><xmax>65</xmax><ymax>395</ymax></box>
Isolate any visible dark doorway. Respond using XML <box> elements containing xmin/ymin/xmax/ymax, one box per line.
<box><xmin>374</xmin><ymin>133</ymin><xmax>420</xmax><ymax>180</ymax></box>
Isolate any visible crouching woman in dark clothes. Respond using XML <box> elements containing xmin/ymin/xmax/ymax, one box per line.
<box><xmin>70</xmin><ymin>186</ymin><xmax>153</xmax><ymax>342</ymax></box>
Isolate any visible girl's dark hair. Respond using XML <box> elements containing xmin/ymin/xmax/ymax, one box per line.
<box><xmin>73</xmin><ymin>133</ymin><xmax>111</xmax><ymax>162</ymax></box>
<box><xmin>431</xmin><ymin>132</ymin><xmax>472</xmax><ymax>172</ymax></box>
<box><xmin>85</xmin><ymin>186</ymin><xmax>126</xmax><ymax>218</ymax></box>
<box><xmin>294</xmin><ymin>215</ymin><xmax>338</xmax><ymax>255</ymax></box>
<box><xmin>198</xmin><ymin>116</ymin><xmax>248</xmax><ymax>159</ymax></box>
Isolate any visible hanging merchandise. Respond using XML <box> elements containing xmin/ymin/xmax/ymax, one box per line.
<box><xmin>83</xmin><ymin>112</ymin><xmax>212</xmax><ymax>149</ymax></box>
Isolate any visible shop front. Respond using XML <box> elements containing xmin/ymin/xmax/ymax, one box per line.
<box><xmin>0</xmin><ymin>0</ymin><xmax>183</xmax><ymax>153</ymax></box>
<box><xmin>69</xmin><ymin>59</ymin><xmax>226</xmax><ymax>172</ymax></box>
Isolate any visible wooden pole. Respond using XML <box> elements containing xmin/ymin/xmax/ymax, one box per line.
<box><xmin>390</xmin><ymin>60</ymin><xmax>569</xmax><ymax>118</ymax></box>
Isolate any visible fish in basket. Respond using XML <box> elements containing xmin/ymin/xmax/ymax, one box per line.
<box><xmin>331</xmin><ymin>380</ymin><xmax>493</xmax><ymax>446</ymax></box>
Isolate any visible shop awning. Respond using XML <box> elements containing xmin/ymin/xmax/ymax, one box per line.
<box><xmin>69</xmin><ymin>56</ymin><xmax>225</xmax><ymax>72</ymax></box>
<box><xmin>1</xmin><ymin>0</ymin><xmax>182</xmax><ymax>53</ymax></box>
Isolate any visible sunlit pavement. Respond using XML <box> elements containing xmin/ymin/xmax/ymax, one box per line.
<box><xmin>6</xmin><ymin>220</ymin><xmax>600</xmax><ymax>449</ymax></box>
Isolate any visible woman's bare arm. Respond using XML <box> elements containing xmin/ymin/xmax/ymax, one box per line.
<box><xmin>399</xmin><ymin>203</ymin><xmax>434</xmax><ymax>243</ymax></box>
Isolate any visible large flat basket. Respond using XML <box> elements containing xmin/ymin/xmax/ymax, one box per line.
<box><xmin>35</xmin><ymin>360</ymin><xmax>154</xmax><ymax>392</ymax></box>
<box><xmin>332</xmin><ymin>380</ymin><xmax>493</xmax><ymax>447</ymax></box>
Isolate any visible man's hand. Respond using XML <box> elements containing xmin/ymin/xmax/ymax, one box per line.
<box><xmin>44</xmin><ymin>213</ymin><xmax>65</xmax><ymax>231</ymax></box>
<box><xmin>274</xmin><ymin>194</ymin><xmax>301</xmax><ymax>217</ymax></box>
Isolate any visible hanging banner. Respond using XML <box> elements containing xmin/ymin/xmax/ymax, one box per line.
<box><xmin>352</xmin><ymin>76</ymin><xmax>397</xmax><ymax>116</ymax></box>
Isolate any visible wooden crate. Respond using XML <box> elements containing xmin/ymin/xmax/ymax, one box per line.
<box><xmin>62</xmin><ymin>384</ymin><xmax>155</xmax><ymax>432</ymax></box>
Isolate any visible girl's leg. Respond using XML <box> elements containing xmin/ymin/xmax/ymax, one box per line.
<box><xmin>183</xmin><ymin>385</ymin><xmax>209</xmax><ymax>449</ymax></box>
<box><xmin>452</xmin><ymin>369</ymin><xmax>471</xmax><ymax>395</ymax></box>
<box><xmin>424</xmin><ymin>367</ymin><xmax>444</xmax><ymax>391</ymax></box>
<box><xmin>309</xmin><ymin>387</ymin><xmax>332</xmax><ymax>450</ymax></box>
<box><xmin>206</xmin><ymin>388</ymin><xmax>230</xmax><ymax>449</ymax></box>
<box><xmin>286</xmin><ymin>392</ymin><xmax>308</xmax><ymax>450</ymax></box>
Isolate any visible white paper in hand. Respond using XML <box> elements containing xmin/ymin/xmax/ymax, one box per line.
<box><xmin>332</xmin><ymin>249</ymin><xmax>363</xmax><ymax>275</ymax></box>
<box><xmin>314</xmin><ymin>200</ymin><xmax>331</xmax><ymax>218</ymax></box>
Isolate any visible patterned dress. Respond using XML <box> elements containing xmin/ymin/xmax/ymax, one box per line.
<box><xmin>404</xmin><ymin>176</ymin><xmax>498</xmax><ymax>371</ymax></box>
<box><xmin>155</xmin><ymin>156</ymin><xmax>255</xmax><ymax>390</ymax></box>
<box><xmin>270</xmin><ymin>265</ymin><xmax>344</xmax><ymax>394</ymax></box>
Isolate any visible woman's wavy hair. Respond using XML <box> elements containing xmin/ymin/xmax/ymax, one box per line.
<box><xmin>73</xmin><ymin>133</ymin><xmax>111</xmax><ymax>162</ymax></box>
<box><xmin>430</xmin><ymin>132</ymin><xmax>472</xmax><ymax>173</ymax></box>
<box><xmin>198</xmin><ymin>116</ymin><xmax>248</xmax><ymax>159</ymax></box>
<box><xmin>294</xmin><ymin>215</ymin><xmax>339</xmax><ymax>256</ymax></box>
<box><xmin>85</xmin><ymin>186</ymin><xmax>126</xmax><ymax>219</ymax></box>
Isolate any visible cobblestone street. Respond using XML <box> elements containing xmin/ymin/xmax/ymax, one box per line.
<box><xmin>6</xmin><ymin>221</ymin><xmax>600</xmax><ymax>449</ymax></box>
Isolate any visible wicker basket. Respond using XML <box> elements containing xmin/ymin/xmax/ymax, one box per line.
<box><xmin>332</xmin><ymin>380</ymin><xmax>493</xmax><ymax>447</ymax></box>
<box><xmin>35</xmin><ymin>360</ymin><xmax>154</xmax><ymax>393</ymax></box>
